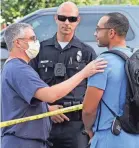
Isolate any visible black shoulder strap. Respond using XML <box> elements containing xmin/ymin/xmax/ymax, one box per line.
<box><xmin>104</xmin><ymin>50</ymin><xmax>136</xmax><ymax>97</ymax></box>
<box><xmin>103</xmin><ymin>50</ymin><xmax>129</xmax><ymax>61</ymax></box>
<box><xmin>101</xmin><ymin>100</ymin><xmax>117</xmax><ymax>117</ymax></box>
<box><xmin>96</xmin><ymin>99</ymin><xmax>118</xmax><ymax>131</ymax></box>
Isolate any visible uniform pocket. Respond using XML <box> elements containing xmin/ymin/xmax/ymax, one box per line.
<box><xmin>38</xmin><ymin>61</ymin><xmax>54</xmax><ymax>83</ymax></box>
<box><xmin>67</xmin><ymin>62</ymin><xmax>86</xmax><ymax>77</ymax></box>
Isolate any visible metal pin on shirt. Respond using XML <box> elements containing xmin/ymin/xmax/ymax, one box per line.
<box><xmin>69</xmin><ymin>57</ymin><xmax>73</xmax><ymax>64</ymax></box>
<box><xmin>45</xmin><ymin>67</ymin><xmax>47</xmax><ymax>72</ymax></box>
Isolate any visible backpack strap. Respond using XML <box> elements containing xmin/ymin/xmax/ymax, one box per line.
<box><xmin>103</xmin><ymin>50</ymin><xmax>129</xmax><ymax>61</ymax></box>
<box><xmin>102</xmin><ymin>50</ymin><xmax>134</xmax><ymax>96</ymax></box>
<box><xmin>101</xmin><ymin>100</ymin><xmax>117</xmax><ymax>117</ymax></box>
<box><xmin>101</xmin><ymin>50</ymin><xmax>131</xmax><ymax>114</ymax></box>
<box><xmin>96</xmin><ymin>99</ymin><xmax>118</xmax><ymax>131</ymax></box>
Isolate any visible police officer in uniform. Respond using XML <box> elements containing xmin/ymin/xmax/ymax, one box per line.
<box><xmin>30</xmin><ymin>1</ymin><xmax>97</xmax><ymax>148</ymax></box>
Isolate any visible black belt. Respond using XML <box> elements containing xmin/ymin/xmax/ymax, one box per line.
<box><xmin>60</xmin><ymin>101</ymin><xmax>82</xmax><ymax>107</ymax></box>
<box><xmin>50</xmin><ymin>101</ymin><xmax>82</xmax><ymax>121</ymax></box>
<box><xmin>62</xmin><ymin>101</ymin><xmax>82</xmax><ymax>121</ymax></box>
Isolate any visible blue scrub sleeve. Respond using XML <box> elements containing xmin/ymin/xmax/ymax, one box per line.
<box><xmin>9</xmin><ymin>65</ymin><xmax>48</xmax><ymax>104</ymax></box>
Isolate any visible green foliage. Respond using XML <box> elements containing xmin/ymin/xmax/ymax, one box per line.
<box><xmin>1</xmin><ymin>0</ymin><xmax>139</xmax><ymax>24</ymax></box>
<box><xmin>1</xmin><ymin>0</ymin><xmax>94</xmax><ymax>24</ymax></box>
<box><xmin>1</xmin><ymin>0</ymin><xmax>46</xmax><ymax>24</ymax></box>
<box><xmin>99</xmin><ymin>0</ymin><xmax>139</xmax><ymax>4</ymax></box>
<box><xmin>130</xmin><ymin>0</ymin><xmax>139</xmax><ymax>4</ymax></box>
<box><xmin>45</xmin><ymin>0</ymin><xmax>94</xmax><ymax>8</ymax></box>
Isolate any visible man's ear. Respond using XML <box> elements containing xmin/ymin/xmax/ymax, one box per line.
<box><xmin>109</xmin><ymin>29</ymin><xmax>116</xmax><ymax>39</ymax></box>
<box><xmin>54</xmin><ymin>14</ymin><xmax>58</xmax><ymax>23</ymax></box>
<box><xmin>14</xmin><ymin>39</ymin><xmax>20</xmax><ymax>48</ymax></box>
<box><xmin>77</xmin><ymin>16</ymin><xmax>81</xmax><ymax>24</ymax></box>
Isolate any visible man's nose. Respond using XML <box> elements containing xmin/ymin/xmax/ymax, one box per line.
<box><xmin>65</xmin><ymin>19</ymin><xmax>70</xmax><ymax>24</ymax></box>
<box><xmin>94</xmin><ymin>31</ymin><xmax>97</xmax><ymax>36</ymax></box>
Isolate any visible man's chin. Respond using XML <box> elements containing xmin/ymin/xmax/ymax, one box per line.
<box><xmin>97</xmin><ymin>42</ymin><xmax>107</xmax><ymax>47</ymax></box>
<box><xmin>62</xmin><ymin>31</ymin><xmax>72</xmax><ymax>35</ymax></box>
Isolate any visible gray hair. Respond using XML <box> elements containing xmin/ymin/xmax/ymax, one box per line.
<box><xmin>4</xmin><ymin>23</ymin><xmax>32</xmax><ymax>51</ymax></box>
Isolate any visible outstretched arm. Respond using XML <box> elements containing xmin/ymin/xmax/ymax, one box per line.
<box><xmin>35</xmin><ymin>59</ymin><xmax>107</xmax><ymax>103</ymax></box>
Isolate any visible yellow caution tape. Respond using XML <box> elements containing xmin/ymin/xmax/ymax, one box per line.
<box><xmin>0</xmin><ymin>104</ymin><xmax>83</xmax><ymax>128</ymax></box>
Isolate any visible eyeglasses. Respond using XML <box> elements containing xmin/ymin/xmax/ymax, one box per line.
<box><xmin>57</xmin><ymin>15</ymin><xmax>78</xmax><ymax>22</ymax></box>
<box><xmin>18</xmin><ymin>36</ymin><xmax>37</xmax><ymax>42</ymax></box>
<box><xmin>95</xmin><ymin>27</ymin><xmax>112</xmax><ymax>33</ymax></box>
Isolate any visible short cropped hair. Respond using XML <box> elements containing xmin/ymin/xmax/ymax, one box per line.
<box><xmin>104</xmin><ymin>12</ymin><xmax>129</xmax><ymax>37</ymax></box>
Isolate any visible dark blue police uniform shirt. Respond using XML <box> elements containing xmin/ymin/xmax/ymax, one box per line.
<box><xmin>1</xmin><ymin>58</ymin><xmax>51</xmax><ymax>141</ymax></box>
<box><xmin>29</xmin><ymin>35</ymin><xmax>97</xmax><ymax>104</ymax></box>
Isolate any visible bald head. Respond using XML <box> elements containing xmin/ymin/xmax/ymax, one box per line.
<box><xmin>57</xmin><ymin>1</ymin><xmax>79</xmax><ymax>16</ymax></box>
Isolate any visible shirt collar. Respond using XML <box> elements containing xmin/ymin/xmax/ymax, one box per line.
<box><xmin>46</xmin><ymin>34</ymin><xmax>83</xmax><ymax>49</ymax></box>
<box><xmin>112</xmin><ymin>47</ymin><xmax>133</xmax><ymax>57</ymax></box>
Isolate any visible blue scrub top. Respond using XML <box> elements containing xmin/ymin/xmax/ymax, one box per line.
<box><xmin>1</xmin><ymin>58</ymin><xmax>51</xmax><ymax>141</ymax></box>
<box><xmin>88</xmin><ymin>47</ymin><xmax>139</xmax><ymax>148</ymax></box>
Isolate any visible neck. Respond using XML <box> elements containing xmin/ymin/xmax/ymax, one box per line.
<box><xmin>108</xmin><ymin>39</ymin><xmax>126</xmax><ymax>50</ymax></box>
<box><xmin>56</xmin><ymin>32</ymin><xmax>73</xmax><ymax>42</ymax></box>
<box><xmin>9</xmin><ymin>50</ymin><xmax>30</xmax><ymax>63</ymax></box>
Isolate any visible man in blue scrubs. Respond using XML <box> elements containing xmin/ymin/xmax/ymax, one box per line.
<box><xmin>1</xmin><ymin>23</ymin><xmax>107</xmax><ymax>148</ymax></box>
<box><xmin>82</xmin><ymin>13</ymin><xmax>139</xmax><ymax>148</ymax></box>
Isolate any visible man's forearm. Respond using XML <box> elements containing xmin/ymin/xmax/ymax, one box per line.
<box><xmin>82</xmin><ymin>111</ymin><xmax>97</xmax><ymax>131</ymax></box>
<box><xmin>35</xmin><ymin>71</ymin><xmax>85</xmax><ymax>103</ymax></box>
